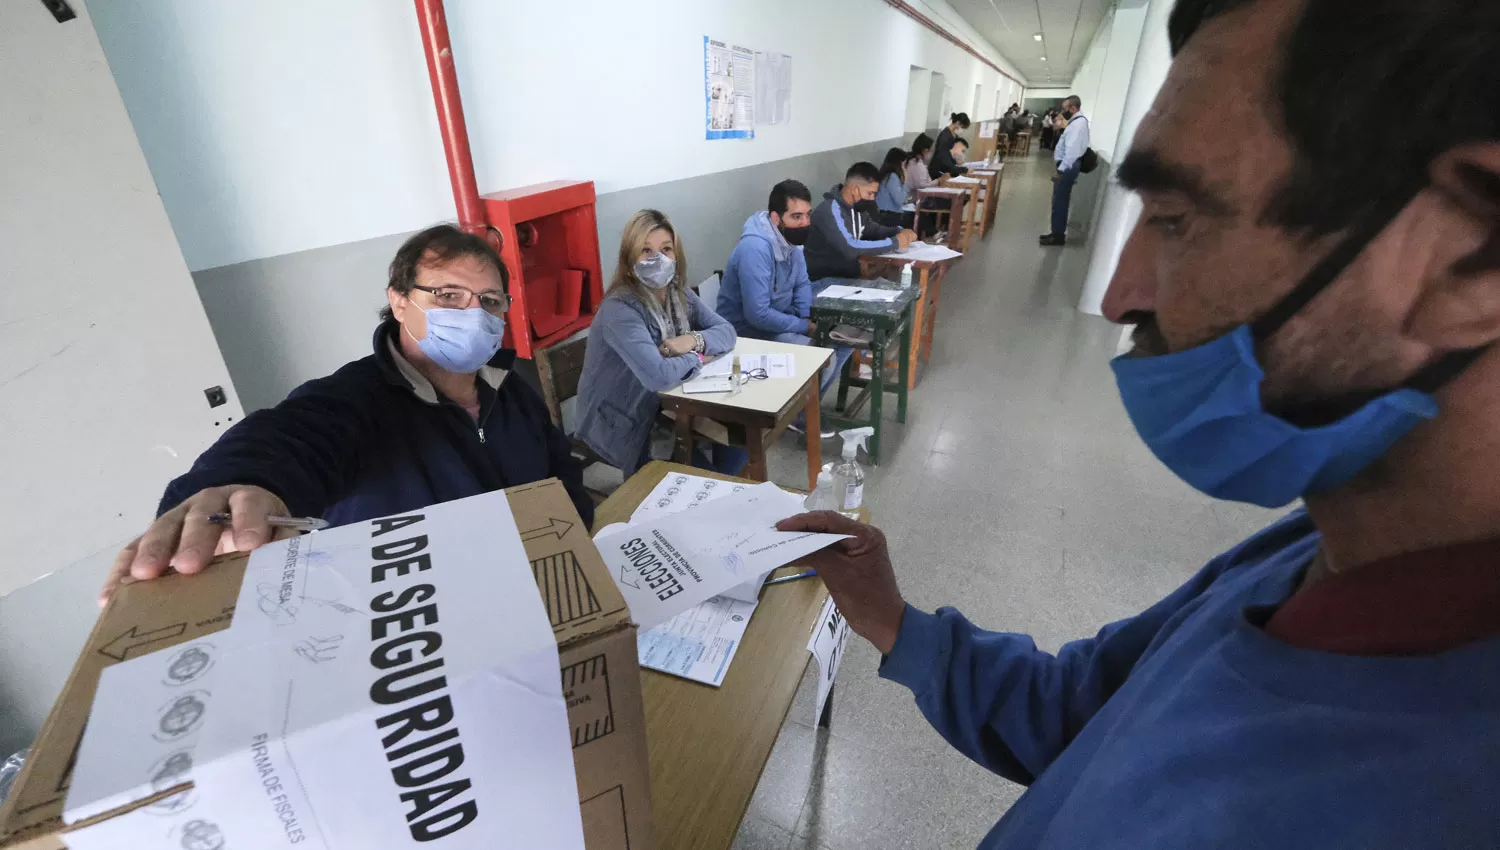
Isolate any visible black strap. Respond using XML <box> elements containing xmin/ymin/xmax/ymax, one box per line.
<box><xmin>1406</xmin><ymin>345</ymin><xmax>1491</xmax><ymax>395</ymax></box>
<box><xmin>1250</xmin><ymin>182</ymin><xmax>1426</xmax><ymax>341</ymax></box>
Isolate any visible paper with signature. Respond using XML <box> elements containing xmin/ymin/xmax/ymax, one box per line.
<box><xmin>65</xmin><ymin>490</ymin><xmax>584</xmax><ymax>850</ymax></box>
<box><xmin>595</xmin><ymin>482</ymin><xmax>848</xmax><ymax>630</ymax></box>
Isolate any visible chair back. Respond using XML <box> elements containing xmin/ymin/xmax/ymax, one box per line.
<box><xmin>697</xmin><ymin>271</ymin><xmax>723</xmax><ymax>311</ymax></box>
<box><xmin>533</xmin><ymin>334</ymin><xmax>589</xmax><ymax>432</ymax></box>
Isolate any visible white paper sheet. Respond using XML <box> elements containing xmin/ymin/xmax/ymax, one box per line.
<box><xmin>902</xmin><ymin>202</ymin><xmax>917</xmax><ymax>212</ymax></box>
<box><xmin>682</xmin><ymin>375</ymin><xmax>736</xmax><ymax>394</ymax></box>
<box><xmin>638</xmin><ymin>594</ymin><xmax>759</xmax><ymax>687</ymax></box>
<box><xmin>595</xmin><ymin>482</ymin><xmax>848</xmax><ymax>630</ymax></box>
<box><xmin>807</xmin><ymin>597</ymin><xmax>851</xmax><ymax>725</ymax></box>
<box><xmin>66</xmin><ymin>491</ymin><xmax>585</xmax><ymax>850</ymax></box>
<box><xmin>880</xmin><ymin>242</ymin><xmax>964</xmax><ymax>262</ymax></box>
<box><xmin>700</xmin><ymin>353</ymin><xmax>795</xmax><ymax>379</ymax></box>
<box><xmin>919</xmin><ymin>187</ymin><xmax>966</xmax><ymax>195</ymax></box>
<box><xmin>978</xmin><ymin>123</ymin><xmax>996</xmax><ymax>139</ymax></box>
<box><xmin>947</xmin><ymin>176</ymin><xmax>982</xmax><ymax>185</ymax></box>
<box><xmin>815</xmin><ymin>284</ymin><xmax>902</xmax><ymax>303</ymax></box>
<box><xmin>630</xmin><ymin>472</ymin><xmax>751</xmax><ymax>525</ymax></box>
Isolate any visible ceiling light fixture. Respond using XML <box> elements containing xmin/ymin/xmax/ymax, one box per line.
<box><xmin>1040</xmin><ymin>56</ymin><xmax>1047</xmax><ymax>61</ymax></box>
<box><xmin>1033</xmin><ymin>33</ymin><xmax>1043</xmax><ymax>41</ymax></box>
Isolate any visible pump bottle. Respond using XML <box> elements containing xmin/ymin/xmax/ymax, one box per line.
<box><xmin>832</xmin><ymin>427</ymin><xmax>874</xmax><ymax>518</ymax></box>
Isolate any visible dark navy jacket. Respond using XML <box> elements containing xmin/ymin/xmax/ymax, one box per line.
<box><xmin>159</xmin><ymin>321</ymin><xmax>593</xmax><ymax>529</ymax></box>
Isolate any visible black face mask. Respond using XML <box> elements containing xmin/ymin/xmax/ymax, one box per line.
<box><xmin>853</xmin><ymin>199</ymin><xmax>881</xmax><ymax>215</ymax></box>
<box><xmin>779</xmin><ymin>224</ymin><xmax>811</xmax><ymax>246</ymax></box>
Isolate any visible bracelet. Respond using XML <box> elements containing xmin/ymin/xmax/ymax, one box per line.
<box><xmin>692</xmin><ymin>332</ymin><xmax>705</xmax><ymax>354</ymax></box>
<box><xmin>695</xmin><ymin>351</ymin><xmax>706</xmax><ymax>365</ymax></box>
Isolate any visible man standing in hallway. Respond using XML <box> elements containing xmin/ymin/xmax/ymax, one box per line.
<box><xmin>784</xmin><ymin>0</ymin><xmax>1500</xmax><ymax>847</ymax></box>
<box><xmin>1040</xmin><ymin>95</ymin><xmax>1089</xmax><ymax>247</ymax></box>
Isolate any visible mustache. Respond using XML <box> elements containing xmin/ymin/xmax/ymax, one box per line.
<box><xmin>1121</xmin><ymin>312</ymin><xmax>1168</xmax><ymax>358</ymax></box>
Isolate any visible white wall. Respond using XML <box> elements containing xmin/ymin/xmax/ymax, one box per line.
<box><xmin>1025</xmin><ymin>87</ymin><xmax>1072</xmax><ymax>99</ymax></box>
<box><xmin>1069</xmin><ymin>5</ymin><xmax>1115</xmax><ymax>120</ymax></box>
<box><xmin>92</xmin><ymin>0</ymin><xmax>1030</xmax><ymax>274</ymax></box>
<box><xmin>1</xmin><ymin>1</ymin><xmax>244</xmax><ymax>595</ymax></box>
<box><xmin>1088</xmin><ymin>1</ymin><xmax>1150</xmax><ymax>159</ymax></box>
<box><xmin>905</xmin><ymin>67</ymin><xmax>933</xmax><ymax>132</ymax></box>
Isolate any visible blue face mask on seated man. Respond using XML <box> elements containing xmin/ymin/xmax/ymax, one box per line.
<box><xmin>1111</xmin><ymin>185</ymin><xmax>1489</xmax><ymax>509</ymax></box>
<box><xmin>409</xmin><ymin>306</ymin><xmax>506</xmax><ymax>374</ymax></box>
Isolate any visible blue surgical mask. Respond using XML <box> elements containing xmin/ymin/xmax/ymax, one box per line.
<box><xmin>1111</xmin><ymin>185</ymin><xmax>1486</xmax><ymax>508</ymax></box>
<box><xmin>408</xmin><ymin>307</ymin><xmax>505</xmax><ymax>373</ymax></box>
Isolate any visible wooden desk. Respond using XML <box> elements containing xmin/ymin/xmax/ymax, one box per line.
<box><xmin>859</xmin><ymin>253</ymin><xmax>960</xmax><ymax>389</ymax></box>
<box><xmin>965</xmin><ymin>166</ymin><xmax>1004</xmax><ymax>237</ymax></box>
<box><xmin>915</xmin><ymin>186</ymin><xmax>971</xmax><ymax>250</ymax></box>
<box><xmin>936</xmin><ymin>177</ymin><xmax>983</xmax><ymax>249</ymax></box>
<box><xmin>658</xmin><ymin>337</ymin><xmax>833</xmax><ymax>490</ymax></box>
<box><xmin>810</xmin><ymin>278</ymin><xmax>916</xmax><ymax>465</ymax></box>
<box><xmin>601</xmin><ymin>462</ymin><xmax>831</xmax><ymax>850</ymax></box>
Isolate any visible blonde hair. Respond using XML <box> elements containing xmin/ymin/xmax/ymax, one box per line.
<box><xmin>609</xmin><ymin>210</ymin><xmax>690</xmax><ymax>326</ymax></box>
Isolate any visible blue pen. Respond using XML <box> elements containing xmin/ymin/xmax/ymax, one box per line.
<box><xmin>764</xmin><ymin>569</ymin><xmax>818</xmax><ymax>586</ymax></box>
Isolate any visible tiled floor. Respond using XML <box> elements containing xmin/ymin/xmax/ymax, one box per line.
<box><xmin>720</xmin><ymin>150</ymin><xmax>1289</xmax><ymax>850</ymax></box>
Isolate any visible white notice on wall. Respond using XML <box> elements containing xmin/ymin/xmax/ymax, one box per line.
<box><xmin>596</xmin><ymin>482</ymin><xmax>849</xmax><ymax>630</ymax></box>
<box><xmin>754</xmin><ymin>50</ymin><xmax>792</xmax><ymax>125</ymax></box>
<box><xmin>65</xmin><ymin>491</ymin><xmax>585</xmax><ymax>850</ymax></box>
<box><xmin>807</xmin><ymin>597</ymin><xmax>851</xmax><ymax>725</ymax></box>
<box><xmin>705</xmin><ymin>37</ymin><xmax>755</xmax><ymax>140</ymax></box>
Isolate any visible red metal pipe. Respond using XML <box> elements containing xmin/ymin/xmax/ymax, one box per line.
<box><xmin>413</xmin><ymin>0</ymin><xmax>487</xmax><ymax>237</ymax></box>
<box><xmin>884</xmin><ymin>0</ymin><xmax>1025</xmax><ymax>90</ymax></box>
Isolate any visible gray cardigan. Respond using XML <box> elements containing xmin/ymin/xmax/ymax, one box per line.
<box><xmin>574</xmin><ymin>289</ymin><xmax>736</xmax><ymax>472</ymax></box>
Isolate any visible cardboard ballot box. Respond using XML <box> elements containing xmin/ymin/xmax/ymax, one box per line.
<box><xmin>0</xmin><ymin>479</ymin><xmax>652</xmax><ymax>850</ymax></box>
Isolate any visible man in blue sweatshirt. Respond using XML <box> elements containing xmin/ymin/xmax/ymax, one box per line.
<box><xmin>781</xmin><ymin>0</ymin><xmax>1500</xmax><ymax>847</ymax></box>
<box><xmin>718</xmin><ymin>180</ymin><xmax>854</xmax><ymax>411</ymax></box>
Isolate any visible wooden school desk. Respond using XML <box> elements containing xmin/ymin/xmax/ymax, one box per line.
<box><xmin>859</xmin><ymin>251</ymin><xmax>962</xmax><ymax>389</ymax></box>
<box><xmin>914</xmin><ymin>185</ymin><xmax>971</xmax><ymax>249</ymax></box>
<box><xmin>963</xmin><ymin>165</ymin><xmax>1004</xmax><ymax>237</ymax></box>
<box><xmin>599</xmin><ymin>462</ymin><xmax>833</xmax><ymax>850</ymax></box>
<box><xmin>658</xmin><ymin>337</ymin><xmax>833</xmax><ymax>490</ymax></box>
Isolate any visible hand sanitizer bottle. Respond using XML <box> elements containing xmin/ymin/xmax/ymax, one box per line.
<box><xmin>900</xmin><ymin>262</ymin><xmax>914</xmax><ymax>290</ymax></box>
<box><xmin>832</xmin><ymin>427</ymin><xmax>874</xmax><ymax>518</ymax></box>
<box><xmin>804</xmin><ymin>467</ymin><xmax>836</xmax><ymax>512</ymax></box>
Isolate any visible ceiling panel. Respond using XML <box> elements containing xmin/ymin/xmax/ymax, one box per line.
<box><xmin>942</xmin><ymin>0</ymin><xmax>1114</xmax><ymax>87</ymax></box>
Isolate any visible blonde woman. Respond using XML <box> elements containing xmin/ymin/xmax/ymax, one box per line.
<box><xmin>575</xmin><ymin>209</ymin><xmax>746</xmax><ymax>475</ymax></box>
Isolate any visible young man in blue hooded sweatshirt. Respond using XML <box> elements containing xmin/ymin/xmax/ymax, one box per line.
<box><xmin>718</xmin><ymin>180</ymin><xmax>854</xmax><ymax>431</ymax></box>
<box><xmin>782</xmin><ymin>0</ymin><xmax>1500</xmax><ymax>847</ymax></box>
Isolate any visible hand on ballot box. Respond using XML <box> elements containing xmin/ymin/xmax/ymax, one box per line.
<box><xmin>99</xmin><ymin>484</ymin><xmax>296</xmax><ymax>607</ymax></box>
<box><xmin>776</xmin><ymin>512</ymin><xmax>905</xmax><ymax>655</ymax></box>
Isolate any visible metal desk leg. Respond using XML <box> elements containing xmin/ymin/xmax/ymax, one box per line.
<box><xmin>818</xmin><ymin>683</ymin><xmax>835</xmax><ymax>729</ymax></box>
<box><xmin>897</xmin><ymin>317</ymin><xmax>911</xmax><ymax>424</ymax></box>
<box><xmin>868</xmin><ymin>331</ymin><xmax>885</xmax><ymax>465</ymax></box>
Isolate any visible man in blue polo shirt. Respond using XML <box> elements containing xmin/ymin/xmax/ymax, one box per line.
<box><xmin>783</xmin><ymin>0</ymin><xmax>1500</xmax><ymax>846</ymax></box>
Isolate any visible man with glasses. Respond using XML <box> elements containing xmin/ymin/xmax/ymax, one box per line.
<box><xmin>100</xmin><ymin>224</ymin><xmax>591</xmax><ymax>603</ymax></box>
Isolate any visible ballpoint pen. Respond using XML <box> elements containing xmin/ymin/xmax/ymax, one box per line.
<box><xmin>207</xmin><ymin>513</ymin><xmax>330</xmax><ymax>532</ymax></box>
<box><xmin>765</xmin><ymin>569</ymin><xmax>818</xmax><ymax>586</ymax></box>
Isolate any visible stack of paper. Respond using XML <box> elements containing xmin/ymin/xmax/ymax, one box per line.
<box><xmin>880</xmin><ymin>242</ymin><xmax>964</xmax><ymax>262</ymax></box>
<box><xmin>817</xmin><ymin>284</ymin><xmax>902</xmax><ymax>302</ymax></box>
<box><xmin>701</xmin><ymin>352</ymin><xmax>796</xmax><ymax>378</ymax></box>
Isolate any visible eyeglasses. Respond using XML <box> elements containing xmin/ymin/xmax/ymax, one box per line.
<box><xmin>409</xmin><ymin>285</ymin><xmax>511</xmax><ymax>316</ymax></box>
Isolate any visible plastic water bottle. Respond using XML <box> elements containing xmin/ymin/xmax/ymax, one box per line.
<box><xmin>832</xmin><ymin>427</ymin><xmax>874</xmax><ymax>518</ymax></box>
<box><xmin>900</xmin><ymin>262</ymin><xmax>914</xmax><ymax>290</ymax></box>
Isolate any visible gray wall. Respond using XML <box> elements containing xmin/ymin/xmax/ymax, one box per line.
<box><xmin>195</xmin><ymin>137</ymin><xmax>902</xmax><ymax>413</ymax></box>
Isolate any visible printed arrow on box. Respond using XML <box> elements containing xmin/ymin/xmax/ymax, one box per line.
<box><xmin>97</xmin><ymin>623</ymin><xmax>187</xmax><ymax>661</ymax></box>
<box><xmin>519</xmin><ymin>517</ymin><xmax>574</xmax><ymax>542</ymax></box>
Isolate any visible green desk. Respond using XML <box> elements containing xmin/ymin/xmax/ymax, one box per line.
<box><xmin>810</xmin><ymin>278</ymin><xmax>917</xmax><ymax>465</ymax></box>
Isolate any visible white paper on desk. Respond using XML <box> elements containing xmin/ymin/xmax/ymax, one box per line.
<box><xmin>638</xmin><ymin>594</ymin><xmax>759</xmax><ymax>687</ymax></box>
<box><xmin>920</xmin><ymin>187</ymin><xmax>966</xmax><ymax>195</ymax></box>
<box><xmin>630</xmin><ymin>471</ymin><xmax>751</xmax><ymax>524</ymax></box>
<box><xmin>595</xmin><ymin>482</ymin><xmax>849</xmax><ymax>630</ymax></box>
<box><xmin>65</xmin><ymin>490</ymin><xmax>585</xmax><ymax>850</ymax></box>
<box><xmin>816</xmin><ymin>284</ymin><xmax>902</xmax><ymax>303</ymax></box>
<box><xmin>948</xmin><ymin>175</ymin><xmax>982</xmax><ymax>184</ymax></box>
<box><xmin>902</xmin><ymin>202</ymin><xmax>917</xmax><ymax>212</ymax></box>
<box><xmin>700</xmin><ymin>352</ymin><xmax>795</xmax><ymax>379</ymax></box>
<box><xmin>683</xmin><ymin>374</ymin><xmax>735</xmax><ymax>394</ymax></box>
<box><xmin>807</xmin><ymin>597</ymin><xmax>851</xmax><ymax>725</ymax></box>
<box><xmin>880</xmin><ymin>242</ymin><xmax>964</xmax><ymax>263</ymax></box>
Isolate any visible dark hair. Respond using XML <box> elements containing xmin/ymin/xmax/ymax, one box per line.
<box><xmin>1169</xmin><ymin>0</ymin><xmax>1500</xmax><ymax>238</ymax></box>
<box><xmin>381</xmin><ymin>224</ymin><xmax>508</xmax><ymax>321</ymax></box>
<box><xmin>845</xmin><ymin>161</ymin><xmax>881</xmax><ymax>185</ymax></box>
<box><xmin>952</xmin><ymin>137</ymin><xmax>970</xmax><ymax>150</ymax></box>
<box><xmin>950</xmin><ymin>112</ymin><xmax>971</xmax><ymax>129</ymax></box>
<box><xmin>1063</xmin><ymin>95</ymin><xmax>1082</xmax><ymax>111</ymax></box>
<box><xmin>878</xmin><ymin>147</ymin><xmax>908</xmax><ymax>183</ymax></box>
<box><xmin>768</xmin><ymin>179</ymin><xmax>812</xmax><ymax>215</ymax></box>
<box><xmin>908</xmin><ymin>133</ymin><xmax>934</xmax><ymax>161</ymax></box>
